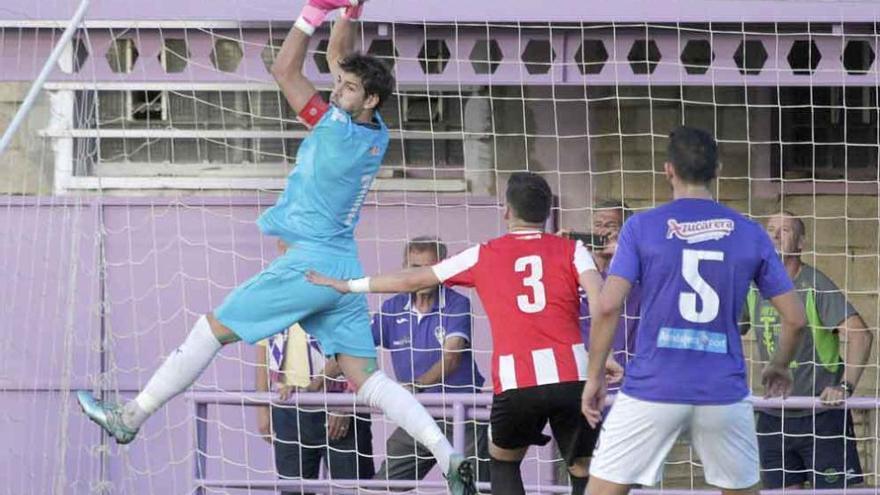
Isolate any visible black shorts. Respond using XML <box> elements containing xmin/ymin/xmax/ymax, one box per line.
<box><xmin>490</xmin><ymin>381</ymin><xmax>600</xmax><ymax>465</ymax></box>
<box><xmin>757</xmin><ymin>409</ymin><xmax>863</xmax><ymax>488</ymax></box>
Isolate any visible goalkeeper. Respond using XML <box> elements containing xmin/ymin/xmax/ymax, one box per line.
<box><xmin>77</xmin><ymin>2</ymin><xmax>477</xmax><ymax>493</ymax></box>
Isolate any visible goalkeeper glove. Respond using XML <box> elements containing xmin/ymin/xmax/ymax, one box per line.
<box><xmin>295</xmin><ymin>0</ymin><xmax>361</xmax><ymax>36</ymax></box>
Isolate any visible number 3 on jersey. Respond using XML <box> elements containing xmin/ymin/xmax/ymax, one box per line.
<box><xmin>679</xmin><ymin>249</ymin><xmax>724</xmax><ymax>323</ymax></box>
<box><xmin>515</xmin><ymin>255</ymin><xmax>546</xmax><ymax>313</ymax></box>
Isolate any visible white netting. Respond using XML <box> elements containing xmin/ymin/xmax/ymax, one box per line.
<box><xmin>1</xmin><ymin>3</ymin><xmax>879</xmax><ymax>494</ymax></box>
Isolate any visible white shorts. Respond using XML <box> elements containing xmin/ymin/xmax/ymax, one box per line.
<box><xmin>589</xmin><ymin>392</ymin><xmax>759</xmax><ymax>489</ymax></box>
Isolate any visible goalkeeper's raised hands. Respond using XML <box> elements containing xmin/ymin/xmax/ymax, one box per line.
<box><xmin>295</xmin><ymin>0</ymin><xmax>363</xmax><ymax>36</ymax></box>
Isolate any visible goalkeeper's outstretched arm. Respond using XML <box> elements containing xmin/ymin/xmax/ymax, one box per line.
<box><xmin>307</xmin><ymin>267</ymin><xmax>441</xmax><ymax>294</ymax></box>
<box><xmin>327</xmin><ymin>7</ymin><xmax>360</xmax><ymax>76</ymax></box>
<box><xmin>271</xmin><ymin>1</ymin><xmax>361</xmax><ymax>115</ymax></box>
<box><xmin>270</xmin><ymin>15</ymin><xmax>319</xmax><ymax>115</ymax></box>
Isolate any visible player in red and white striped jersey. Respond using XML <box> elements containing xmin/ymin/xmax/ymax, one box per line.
<box><xmin>433</xmin><ymin>225</ymin><xmax>594</xmax><ymax>395</ymax></box>
<box><xmin>308</xmin><ymin>172</ymin><xmax>622</xmax><ymax>495</ymax></box>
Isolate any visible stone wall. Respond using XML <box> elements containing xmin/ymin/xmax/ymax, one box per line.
<box><xmin>0</xmin><ymin>83</ymin><xmax>53</xmax><ymax>195</ymax></box>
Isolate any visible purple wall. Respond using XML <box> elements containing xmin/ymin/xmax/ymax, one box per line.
<box><xmin>4</xmin><ymin>1</ymin><xmax>880</xmax><ymax>85</ymax></box>
<box><xmin>2</xmin><ymin>0</ymin><xmax>878</xmax><ymax>23</ymax></box>
<box><xmin>0</xmin><ymin>202</ymin><xmax>103</xmax><ymax>494</ymax></box>
<box><xmin>1</xmin><ymin>195</ymin><xmax>559</xmax><ymax>494</ymax></box>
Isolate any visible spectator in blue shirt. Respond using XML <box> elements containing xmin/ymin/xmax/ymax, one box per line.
<box><xmin>372</xmin><ymin>236</ymin><xmax>489</xmax><ymax>484</ymax></box>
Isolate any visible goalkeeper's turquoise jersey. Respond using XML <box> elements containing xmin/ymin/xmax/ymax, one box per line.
<box><xmin>257</xmin><ymin>103</ymin><xmax>388</xmax><ymax>258</ymax></box>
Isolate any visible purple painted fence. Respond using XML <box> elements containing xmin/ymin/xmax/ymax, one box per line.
<box><xmin>5</xmin><ymin>26</ymin><xmax>880</xmax><ymax>86</ymax></box>
<box><xmin>3</xmin><ymin>1</ymin><xmax>880</xmax><ymax>85</ymax></box>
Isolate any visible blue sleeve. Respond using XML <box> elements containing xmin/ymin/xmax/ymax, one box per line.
<box><xmin>754</xmin><ymin>229</ymin><xmax>794</xmax><ymax>299</ymax></box>
<box><xmin>371</xmin><ymin>301</ymin><xmax>389</xmax><ymax>348</ymax></box>
<box><xmin>608</xmin><ymin>217</ymin><xmax>641</xmax><ymax>283</ymax></box>
<box><xmin>313</xmin><ymin>105</ymin><xmax>353</xmax><ymax>139</ymax></box>
<box><xmin>578</xmin><ymin>295</ymin><xmax>591</xmax><ymax>342</ymax></box>
<box><xmin>445</xmin><ymin>295</ymin><xmax>472</xmax><ymax>343</ymax></box>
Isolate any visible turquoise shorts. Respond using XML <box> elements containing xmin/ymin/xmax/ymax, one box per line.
<box><xmin>214</xmin><ymin>247</ymin><xmax>375</xmax><ymax>358</ymax></box>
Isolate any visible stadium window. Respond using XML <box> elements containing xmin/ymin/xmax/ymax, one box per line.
<box><xmin>129</xmin><ymin>90</ymin><xmax>167</xmax><ymax>122</ymax></box>
<box><xmin>402</xmin><ymin>93</ymin><xmax>445</xmax><ymax>123</ymax></box>
<box><xmin>58</xmin><ymin>88</ymin><xmax>469</xmax><ymax>188</ymax></box>
<box><xmin>774</xmin><ymin>86</ymin><xmax>879</xmax><ymax>182</ymax></box>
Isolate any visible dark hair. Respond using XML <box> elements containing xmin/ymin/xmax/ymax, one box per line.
<box><xmin>594</xmin><ymin>198</ymin><xmax>632</xmax><ymax>221</ymax></box>
<box><xmin>505</xmin><ymin>172</ymin><xmax>553</xmax><ymax>224</ymax></box>
<box><xmin>338</xmin><ymin>52</ymin><xmax>394</xmax><ymax>109</ymax></box>
<box><xmin>406</xmin><ymin>235</ymin><xmax>448</xmax><ymax>261</ymax></box>
<box><xmin>667</xmin><ymin>126</ymin><xmax>719</xmax><ymax>184</ymax></box>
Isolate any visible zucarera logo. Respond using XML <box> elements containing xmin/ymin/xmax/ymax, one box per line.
<box><xmin>666</xmin><ymin>218</ymin><xmax>735</xmax><ymax>244</ymax></box>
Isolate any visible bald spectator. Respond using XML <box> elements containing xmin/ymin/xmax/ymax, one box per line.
<box><xmin>742</xmin><ymin>211</ymin><xmax>872</xmax><ymax>489</ymax></box>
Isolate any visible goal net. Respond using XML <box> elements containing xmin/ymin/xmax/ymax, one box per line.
<box><xmin>0</xmin><ymin>1</ymin><xmax>878</xmax><ymax>493</ymax></box>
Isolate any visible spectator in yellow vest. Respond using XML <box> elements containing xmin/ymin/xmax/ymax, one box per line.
<box><xmin>742</xmin><ymin>211</ymin><xmax>872</xmax><ymax>489</ymax></box>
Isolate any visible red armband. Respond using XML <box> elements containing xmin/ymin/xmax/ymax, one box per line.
<box><xmin>298</xmin><ymin>93</ymin><xmax>330</xmax><ymax>128</ymax></box>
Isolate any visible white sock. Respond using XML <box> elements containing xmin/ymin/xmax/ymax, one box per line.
<box><xmin>357</xmin><ymin>371</ymin><xmax>455</xmax><ymax>473</ymax></box>
<box><xmin>124</xmin><ymin>315</ymin><xmax>222</xmax><ymax>429</ymax></box>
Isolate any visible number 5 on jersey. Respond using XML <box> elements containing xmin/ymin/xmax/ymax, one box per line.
<box><xmin>680</xmin><ymin>249</ymin><xmax>724</xmax><ymax>323</ymax></box>
<box><xmin>515</xmin><ymin>255</ymin><xmax>546</xmax><ymax>313</ymax></box>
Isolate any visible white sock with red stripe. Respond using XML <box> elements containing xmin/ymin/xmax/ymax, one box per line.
<box><xmin>356</xmin><ymin>371</ymin><xmax>453</xmax><ymax>472</ymax></box>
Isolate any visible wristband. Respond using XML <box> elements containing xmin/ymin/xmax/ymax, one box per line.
<box><xmin>347</xmin><ymin>277</ymin><xmax>371</xmax><ymax>293</ymax></box>
<box><xmin>839</xmin><ymin>380</ymin><xmax>855</xmax><ymax>397</ymax></box>
<box><xmin>295</xmin><ymin>4</ymin><xmax>329</xmax><ymax>36</ymax></box>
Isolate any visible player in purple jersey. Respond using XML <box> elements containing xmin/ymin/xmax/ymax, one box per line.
<box><xmin>582</xmin><ymin>127</ymin><xmax>808</xmax><ymax>495</ymax></box>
